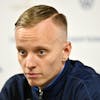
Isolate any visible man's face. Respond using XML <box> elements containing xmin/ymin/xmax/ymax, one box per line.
<box><xmin>15</xmin><ymin>18</ymin><xmax>71</xmax><ymax>88</ymax></box>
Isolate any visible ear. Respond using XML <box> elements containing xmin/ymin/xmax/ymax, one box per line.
<box><xmin>62</xmin><ymin>41</ymin><xmax>72</xmax><ymax>62</ymax></box>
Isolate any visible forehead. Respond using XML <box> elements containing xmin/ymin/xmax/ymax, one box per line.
<box><xmin>15</xmin><ymin>18</ymin><xmax>62</xmax><ymax>43</ymax></box>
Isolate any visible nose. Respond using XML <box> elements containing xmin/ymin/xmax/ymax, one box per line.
<box><xmin>25</xmin><ymin>53</ymin><xmax>37</xmax><ymax>69</ymax></box>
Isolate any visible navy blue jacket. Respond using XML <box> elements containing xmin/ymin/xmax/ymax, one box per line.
<box><xmin>1</xmin><ymin>59</ymin><xmax>100</xmax><ymax>100</ymax></box>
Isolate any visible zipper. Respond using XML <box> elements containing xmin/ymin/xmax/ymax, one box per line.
<box><xmin>38</xmin><ymin>88</ymin><xmax>43</xmax><ymax>100</ymax></box>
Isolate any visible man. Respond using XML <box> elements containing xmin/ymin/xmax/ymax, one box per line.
<box><xmin>0</xmin><ymin>5</ymin><xmax>100</xmax><ymax>100</ymax></box>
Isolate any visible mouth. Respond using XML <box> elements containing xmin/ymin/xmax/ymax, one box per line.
<box><xmin>25</xmin><ymin>73</ymin><xmax>41</xmax><ymax>79</ymax></box>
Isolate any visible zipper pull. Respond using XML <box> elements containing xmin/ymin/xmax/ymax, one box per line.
<box><xmin>39</xmin><ymin>88</ymin><xmax>43</xmax><ymax>100</ymax></box>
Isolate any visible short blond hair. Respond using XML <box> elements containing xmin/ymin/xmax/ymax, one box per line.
<box><xmin>15</xmin><ymin>5</ymin><xmax>67</xmax><ymax>32</ymax></box>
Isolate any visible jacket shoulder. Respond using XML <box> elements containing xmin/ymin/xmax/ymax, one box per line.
<box><xmin>65</xmin><ymin>60</ymin><xmax>100</xmax><ymax>99</ymax></box>
<box><xmin>4</xmin><ymin>74</ymin><xmax>26</xmax><ymax>85</ymax></box>
<box><xmin>0</xmin><ymin>74</ymin><xmax>31</xmax><ymax>100</ymax></box>
<box><xmin>1</xmin><ymin>74</ymin><xmax>27</xmax><ymax>91</ymax></box>
<box><xmin>68</xmin><ymin>60</ymin><xmax>100</xmax><ymax>80</ymax></box>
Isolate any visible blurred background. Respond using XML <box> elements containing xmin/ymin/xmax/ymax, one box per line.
<box><xmin>0</xmin><ymin>0</ymin><xmax>100</xmax><ymax>90</ymax></box>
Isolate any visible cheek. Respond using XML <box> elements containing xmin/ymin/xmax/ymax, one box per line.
<box><xmin>48</xmin><ymin>52</ymin><xmax>63</xmax><ymax>66</ymax></box>
<box><xmin>44</xmin><ymin>53</ymin><xmax>63</xmax><ymax>72</ymax></box>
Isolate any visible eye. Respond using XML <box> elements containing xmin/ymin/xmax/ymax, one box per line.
<box><xmin>38</xmin><ymin>49</ymin><xmax>46</xmax><ymax>56</ymax></box>
<box><xmin>18</xmin><ymin>49</ymin><xmax>27</xmax><ymax>56</ymax></box>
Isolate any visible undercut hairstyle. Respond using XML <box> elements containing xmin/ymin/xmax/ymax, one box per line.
<box><xmin>15</xmin><ymin>5</ymin><xmax>67</xmax><ymax>32</ymax></box>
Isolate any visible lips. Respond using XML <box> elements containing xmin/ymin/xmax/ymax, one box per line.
<box><xmin>25</xmin><ymin>73</ymin><xmax>41</xmax><ymax>78</ymax></box>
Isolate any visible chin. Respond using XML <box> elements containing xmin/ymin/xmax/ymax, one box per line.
<box><xmin>27</xmin><ymin>79</ymin><xmax>36</xmax><ymax>87</ymax></box>
<box><xmin>27</xmin><ymin>79</ymin><xmax>43</xmax><ymax>87</ymax></box>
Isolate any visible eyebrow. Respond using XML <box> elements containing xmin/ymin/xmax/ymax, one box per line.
<box><xmin>33</xmin><ymin>46</ymin><xmax>50</xmax><ymax>51</ymax></box>
<box><xmin>16</xmin><ymin>45</ymin><xmax>50</xmax><ymax>51</ymax></box>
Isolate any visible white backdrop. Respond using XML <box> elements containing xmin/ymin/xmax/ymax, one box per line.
<box><xmin>0</xmin><ymin>0</ymin><xmax>100</xmax><ymax>90</ymax></box>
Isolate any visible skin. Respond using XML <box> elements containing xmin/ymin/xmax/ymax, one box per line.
<box><xmin>15</xmin><ymin>17</ymin><xmax>71</xmax><ymax>89</ymax></box>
